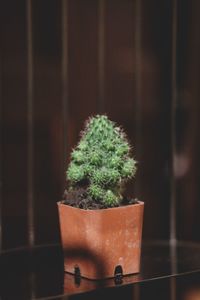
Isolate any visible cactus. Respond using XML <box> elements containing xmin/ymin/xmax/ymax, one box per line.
<box><xmin>66</xmin><ymin>115</ymin><xmax>137</xmax><ymax>207</ymax></box>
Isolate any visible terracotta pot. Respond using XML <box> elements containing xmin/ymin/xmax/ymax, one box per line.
<box><xmin>57</xmin><ymin>201</ymin><xmax>144</xmax><ymax>280</ymax></box>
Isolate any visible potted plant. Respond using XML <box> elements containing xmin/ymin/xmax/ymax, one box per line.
<box><xmin>57</xmin><ymin>115</ymin><xmax>144</xmax><ymax>280</ymax></box>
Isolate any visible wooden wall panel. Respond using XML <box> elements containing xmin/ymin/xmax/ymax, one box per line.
<box><xmin>176</xmin><ymin>0</ymin><xmax>200</xmax><ymax>241</ymax></box>
<box><xmin>32</xmin><ymin>0</ymin><xmax>62</xmax><ymax>245</ymax></box>
<box><xmin>1</xmin><ymin>0</ymin><xmax>200</xmax><ymax>251</ymax></box>
<box><xmin>105</xmin><ymin>0</ymin><xmax>135</xmax><ymax>122</ymax></box>
<box><xmin>137</xmin><ymin>0</ymin><xmax>173</xmax><ymax>240</ymax></box>
<box><xmin>105</xmin><ymin>0</ymin><xmax>173</xmax><ymax>240</ymax></box>
<box><xmin>67</xmin><ymin>0</ymin><xmax>99</xmax><ymax>153</ymax></box>
<box><xmin>104</xmin><ymin>0</ymin><xmax>138</xmax><ymax>217</ymax></box>
<box><xmin>1</xmin><ymin>0</ymin><xmax>29</xmax><ymax>249</ymax></box>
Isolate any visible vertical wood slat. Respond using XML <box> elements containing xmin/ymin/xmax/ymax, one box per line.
<box><xmin>176</xmin><ymin>1</ymin><xmax>200</xmax><ymax>241</ymax></box>
<box><xmin>27</xmin><ymin>0</ymin><xmax>35</xmax><ymax>248</ymax></box>
<box><xmin>105</xmin><ymin>0</ymin><xmax>135</xmax><ymax>120</ymax></box>
<box><xmin>170</xmin><ymin>0</ymin><xmax>178</xmax><ymax>292</ymax></box>
<box><xmin>1</xmin><ymin>0</ymin><xmax>29</xmax><ymax>249</ymax></box>
<box><xmin>68</xmin><ymin>0</ymin><xmax>99</xmax><ymax>147</ymax></box>
<box><xmin>0</xmin><ymin>51</ymin><xmax>2</xmax><ymax>252</ymax></box>
<box><xmin>134</xmin><ymin>0</ymin><xmax>142</xmax><ymax>195</ymax></box>
<box><xmin>170</xmin><ymin>0</ymin><xmax>178</xmax><ymax>245</ymax></box>
<box><xmin>62</xmin><ymin>0</ymin><xmax>69</xmax><ymax>188</ymax></box>
<box><xmin>131</xmin><ymin>0</ymin><xmax>172</xmax><ymax>240</ymax></box>
<box><xmin>33</xmin><ymin>0</ymin><xmax>62</xmax><ymax>245</ymax></box>
<box><xmin>98</xmin><ymin>0</ymin><xmax>105</xmax><ymax>114</ymax></box>
<box><xmin>133</xmin><ymin>1</ymin><xmax>142</xmax><ymax>296</ymax></box>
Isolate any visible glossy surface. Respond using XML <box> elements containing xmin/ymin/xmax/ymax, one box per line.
<box><xmin>1</xmin><ymin>241</ymin><xmax>200</xmax><ymax>299</ymax></box>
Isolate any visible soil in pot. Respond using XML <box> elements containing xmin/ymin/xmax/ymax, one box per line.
<box><xmin>62</xmin><ymin>187</ymin><xmax>138</xmax><ymax>210</ymax></box>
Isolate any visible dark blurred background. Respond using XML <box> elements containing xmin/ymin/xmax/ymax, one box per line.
<box><xmin>0</xmin><ymin>0</ymin><xmax>200</xmax><ymax>250</ymax></box>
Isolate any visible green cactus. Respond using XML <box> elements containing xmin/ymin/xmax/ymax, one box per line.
<box><xmin>66</xmin><ymin>115</ymin><xmax>137</xmax><ymax>207</ymax></box>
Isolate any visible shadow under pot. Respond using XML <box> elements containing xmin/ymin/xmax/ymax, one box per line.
<box><xmin>57</xmin><ymin>201</ymin><xmax>144</xmax><ymax>280</ymax></box>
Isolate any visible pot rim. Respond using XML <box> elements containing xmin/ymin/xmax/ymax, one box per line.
<box><xmin>57</xmin><ymin>200</ymin><xmax>144</xmax><ymax>213</ymax></box>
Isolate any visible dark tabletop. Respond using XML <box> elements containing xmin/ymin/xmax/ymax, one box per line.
<box><xmin>1</xmin><ymin>240</ymin><xmax>200</xmax><ymax>299</ymax></box>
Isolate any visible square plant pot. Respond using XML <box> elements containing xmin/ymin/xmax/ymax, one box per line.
<box><xmin>57</xmin><ymin>201</ymin><xmax>144</xmax><ymax>280</ymax></box>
